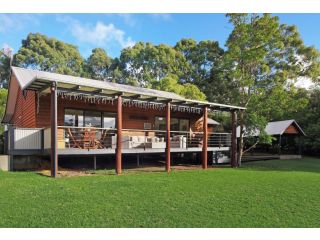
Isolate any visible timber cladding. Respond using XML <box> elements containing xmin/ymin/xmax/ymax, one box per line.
<box><xmin>11</xmin><ymin>88</ymin><xmax>36</xmax><ymax>128</ymax></box>
<box><xmin>35</xmin><ymin>94</ymin><xmax>204</xmax><ymax>131</ymax></box>
<box><xmin>284</xmin><ymin>124</ymin><xmax>299</xmax><ymax>134</ymax></box>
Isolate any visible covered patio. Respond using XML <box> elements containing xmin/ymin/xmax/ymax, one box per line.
<box><xmin>6</xmin><ymin>67</ymin><xmax>246</xmax><ymax>176</ymax></box>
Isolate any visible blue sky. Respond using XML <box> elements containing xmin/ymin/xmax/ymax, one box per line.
<box><xmin>0</xmin><ymin>13</ymin><xmax>319</xmax><ymax>58</ymax></box>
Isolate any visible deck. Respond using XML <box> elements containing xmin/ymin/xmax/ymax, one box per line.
<box><xmin>57</xmin><ymin>146</ymin><xmax>230</xmax><ymax>155</ymax></box>
<box><xmin>7</xmin><ymin>127</ymin><xmax>231</xmax><ymax>156</ymax></box>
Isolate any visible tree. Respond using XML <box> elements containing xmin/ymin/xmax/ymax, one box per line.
<box><xmin>175</xmin><ymin>38</ymin><xmax>224</xmax><ymax>89</ymax></box>
<box><xmin>0</xmin><ymin>88</ymin><xmax>7</xmax><ymax>133</ymax></box>
<box><xmin>85</xmin><ymin>48</ymin><xmax>113</xmax><ymax>81</ymax></box>
<box><xmin>13</xmin><ymin>33</ymin><xmax>85</xmax><ymax>76</ymax></box>
<box><xmin>224</xmin><ymin>14</ymin><xmax>320</xmax><ymax>165</ymax></box>
<box><xmin>282</xmin><ymin>88</ymin><xmax>320</xmax><ymax>156</ymax></box>
<box><xmin>119</xmin><ymin>42</ymin><xmax>190</xmax><ymax>87</ymax></box>
<box><xmin>0</xmin><ymin>46</ymin><xmax>13</xmax><ymax>88</ymax></box>
<box><xmin>154</xmin><ymin>74</ymin><xmax>206</xmax><ymax>101</ymax></box>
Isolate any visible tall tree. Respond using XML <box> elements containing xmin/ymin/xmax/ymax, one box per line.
<box><xmin>119</xmin><ymin>42</ymin><xmax>190</xmax><ymax>87</ymax></box>
<box><xmin>224</xmin><ymin>13</ymin><xmax>320</xmax><ymax>165</ymax></box>
<box><xmin>13</xmin><ymin>33</ymin><xmax>85</xmax><ymax>76</ymax></box>
<box><xmin>0</xmin><ymin>46</ymin><xmax>13</xmax><ymax>88</ymax></box>
<box><xmin>175</xmin><ymin>38</ymin><xmax>224</xmax><ymax>88</ymax></box>
<box><xmin>85</xmin><ymin>48</ymin><xmax>113</xmax><ymax>81</ymax></box>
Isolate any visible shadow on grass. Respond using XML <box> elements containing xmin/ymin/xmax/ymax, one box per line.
<box><xmin>239</xmin><ymin>157</ymin><xmax>320</xmax><ymax>174</ymax></box>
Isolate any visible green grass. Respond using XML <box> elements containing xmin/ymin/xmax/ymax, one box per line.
<box><xmin>0</xmin><ymin>157</ymin><xmax>319</xmax><ymax>227</ymax></box>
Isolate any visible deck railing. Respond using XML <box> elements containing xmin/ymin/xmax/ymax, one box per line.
<box><xmin>57</xmin><ymin>126</ymin><xmax>231</xmax><ymax>150</ymax></box>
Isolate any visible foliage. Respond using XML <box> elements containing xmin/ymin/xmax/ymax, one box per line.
<box><xmin>85</xmin><ymin>48</ymin><xmax>113</xmax><ymax>81</ymax></box>
<box><xmin>13</xmin><ymin>33</ymin><xmax>85</xmax><ymax>76</ymax></box>
<box><xmin>223</xmin><ymin>14</ymin><xmax>320</xmax><ymax>163</ymax></box>
<box><xmin>283</xmin><ymin>88</ymin><xmax>320</xmax><ymax>155</ymax></box>
<box><xmin>0</xmin><ymin>48</ymin><xmax>11</xmax><ymax>88</ymax></box>
<box><xmin>154</xmin><ymin>74</ymin><xmax>206</xmax><ymax>101</ymax></box>
<box><xmin>119</xmin><ymin>42</ymin><xmax>190</xmax><ymax>87</ymax></box>
<box><xmin>0</xmin><ymin>88</ymin><xmax>7</xmax><ymax>133</ymax></box>
<box><xmin>0</xmin><ymin>157</ymin><xmax>319</xmax><ymax>227</ymax></box>
<box><xmin>174</xmin><ymin>38</ymin><xmax>223</xmax><ymax>84</ymax></box>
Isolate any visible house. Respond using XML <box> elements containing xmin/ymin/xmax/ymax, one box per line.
<box><xmin>2</xmin><ymin>66</ymin><xmax>245</xmax><ymax>177</ymax></box>
<box><xmin>237</xmin><ymin>119</ymin><xmax>306</xmax><ymax>156</ymax></box>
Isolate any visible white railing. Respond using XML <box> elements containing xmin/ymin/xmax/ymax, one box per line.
<box><xmin>56</xmin><ymin>126</ymin><xmax>231</xmax><ymax>150</ymax></box>
<box><xmin>12</xmin><ymin>128</ymin><xmax>43</xmax><ymax>150</ymax></box>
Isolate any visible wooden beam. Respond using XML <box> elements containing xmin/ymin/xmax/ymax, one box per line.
<box><xmin>71</xmin><ymin>85</ymin><xmax>81</xmax><ymax>90</ymax></box>
<box><xmin>57</xmin><ymin>87</ymin><xmax>119</xmax><ymax>99</ymax></box>
<box><xmin>165</xmin><ymin>101</ymin><xmax>171</xmax><ymax>172</ymax></box>
<box><xmin>143</xmin><ymin>96</ymin><xmax>158</xmax><ymax>101</ymax></box>
<box><xmin>128</xmin><ymin>94</ymin><xmax>142</xmax><ymax>99</ymax></box>
<box><xmin>202</xmin><ymin>106</ymin><xmax>208</xmax><ymax>169</ymax></box>
<box><xmin>172</xmin><ymin>100</ymin><xmax>186</xmax><ymax>104</ymax></box>
<box><xmin>50</xmin><ymin>82</ymin><xmax>58</xmax><ymax>177</ymax></box>
<box><xmin>231</xmin><ymin>110</ymin><xmax>237</xmax><ymax>167</ymax></box>
<box><xmin>116</xmin><ymin>95</ymin><xmax>122</xmax><ymax>174</ymax></box>
<box><xmin>37</xmin><ymin>83</ymin><xmax>52</xmax><ymax>93</ymax></box>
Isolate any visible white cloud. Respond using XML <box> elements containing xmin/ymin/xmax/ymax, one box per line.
<box><xmin>0</xmin><ymin>14</ymin><xmax>40</xmax><ymax>33</ymax></box>
<box><xmin>117</xmin><ymin>14</ymin><xmax>136</xmax><ymax>27</ymax></box>
<box><xmin>58</xmin><ymin>16</ymin><xmax>135</xmax><ymax>49</ymax></box>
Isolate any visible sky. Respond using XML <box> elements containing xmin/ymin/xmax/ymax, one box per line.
<box><xmin>1</xmin><ymin>13</ymin><xmax>320</xmax><ymax>59</ymax></box>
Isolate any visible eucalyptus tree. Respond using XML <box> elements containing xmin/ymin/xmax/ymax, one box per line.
<box><xmin>119</xmin><ymin>42</ymin><xmax>190</xmax><ymax>87</ymax></box>
<box><xmin>174</xmin><ymin>38</ymin><xmax>224</xmax><ymax>93</ymax></box>
<box><xmin>85</xmin><ymin>48</ymin><xmax>113</xmax><ymax>81</ymax></box>
<box><xmin>224</xmin><ymin>13</ymin><xmax>320</xmax><ymax>165</ymax></box>
<box><xmin>13</xmin><ymin>33</ymin><xmax>85</xmax><ymax>76</ymax></box>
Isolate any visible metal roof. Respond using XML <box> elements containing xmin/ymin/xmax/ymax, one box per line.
<box><xmin>237</xmin><ymin>119</ymin><xmax>306</xmax><ymax>137</ymax></box>
<box><xmin>11</xmin><ymin>66</ymin><xmax>246</xmax><ymax>111</ymax></box>
<box><xmin>207</xmin><ymin>118</ymin><xmax>220</xmax><ymax>125</ymax></box>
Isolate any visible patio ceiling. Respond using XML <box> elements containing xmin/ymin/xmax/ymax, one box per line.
<box><xmin>12</xmin><ymin>66</ymin><xmax>246</xmax><ymax>112</ymax></box>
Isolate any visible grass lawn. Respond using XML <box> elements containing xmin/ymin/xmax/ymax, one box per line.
<box><xmin>0</xmin><ymin>157</ymin><xmax>319</xmax><ymax>227</ymax></box>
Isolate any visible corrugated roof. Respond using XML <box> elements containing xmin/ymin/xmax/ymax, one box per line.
<box><xmin>207</xmin><ymin>118</ymin><xmax>220</xmax><ymax>125</ymax></box>
<box><xmin>237</xmin><ymin>119</ymin><xmax>306</xmax><ymax>137</ymax></box>
<box><xmin>11</xmin><ymin>66</ymin><xmax>184</xmax><ymax>100</ymax></box>
<box><xmin>10</xmin><ymin>66</ymin><xmax>246</xmax><ymax>111</ymax></box>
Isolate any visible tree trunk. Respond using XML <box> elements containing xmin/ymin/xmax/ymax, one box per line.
<box><xmin>238</xmin><ymin>110</ymin><xmax>245</xmax><ymax>167</ymax></box>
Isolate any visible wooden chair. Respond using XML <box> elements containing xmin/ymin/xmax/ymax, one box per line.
<box><xmin>67</xmin><ymin>128</ymin><xmax>82</xmax><ymax>149</ymax></box>
<box><xmin>83</xmin><ymin>128</ymin><xmax>97</xmax><ymax>149</ymax></box>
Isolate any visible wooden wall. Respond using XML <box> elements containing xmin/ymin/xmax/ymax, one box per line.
<box><xmin>284</xmin><ymin>124</ymin><xmax>299</xmax><ymax>134</ymax></box>
<box><xmin>11</xmin><ymin>88</ymin><xmax>36</xmax><ymax>128</ymax></box>
<box><xmin>36</xmin><ymin>94</ymin><xmax>205</xmax><ymax>131</ymax></box>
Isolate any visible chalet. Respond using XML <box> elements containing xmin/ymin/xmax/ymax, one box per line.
<box><xmin>237</xmin><ymin>119</ymin><xmax>306</xmax><ymax>156</ymax></box>
<box><xmin>2</xmin><ymin>67</ymin><xmax>245</xmax><ymax>177</ymax></box>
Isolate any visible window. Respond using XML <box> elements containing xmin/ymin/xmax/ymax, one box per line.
<box><xmin>155</xmin><ymin>117</ymin><xmax>190</xmax><ymax>132</ymax></box>
<box><xmin>171</xmin><ymin>118</ymin><xmax>179</xmax><ymax>131</ymax></box>
<box><xmin>155</xmin><ymin>117</ymin><xmax>166</xmax><ymax>130</ymax></box>
<box><xmin>64</xmin><ymin>109</ymin><xmax>116</xmax><ymax>128</ymax></box>
<box><xmin>179</xmin><ymin>119</ymin><xmax>190</xmax><ymax>131</ymax></box>
<box><xmin>103</xmin><ymin>112</ymin><xmax>116</xmax><ymax>129</ymax></box>
<box><xmin>84</xmin><ymin>111</ymin><xmax>102</xmax><ymax>128</ymax></box>
<box><xmin>64</xmin><ymin>109</ymin><xmax>83</xmax><ymax>127</ymax></box>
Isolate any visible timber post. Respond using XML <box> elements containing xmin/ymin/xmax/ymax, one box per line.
<box><xmin>202</xmin><ymin>106</ymin><xmax>208</xmax><ymax>169</ymax></box>
<box><xmin>116</xmin><ymin>94</ymin><xmax>122</xmax><ymax>174</ymax></box>
<box><xmin>165</xmin><ymin>101</ymin><xmax>171</xmax><ymax>172</ymax></box>
<box><xmin>50</xmin><ymin>82</ymin><xmax>58</xmax><ymax>177</ymax></box>
<box><xmin>231</xmin><ymin>110</ymin><xmax>237</xmax><ymax>167</ymax></box>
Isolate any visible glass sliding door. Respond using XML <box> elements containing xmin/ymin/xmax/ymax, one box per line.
<box><xmin>103</xmin><ymin>112</ymin><xmax>116</xmax><ymax>129</ymax></box>
<box><xmin>155</xmin><ymin>116</ymin><xmax>190</xmax><ymax>132</ymax></box>
<box><xmin>84</xmin><ymin>110</ymin><xmax>102</xmax><ymax>128</ymax></box>
<box><xmin>64</xmin><ymin>109</ymin><xmax>84</xmax><ymax>127</ymax></box>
